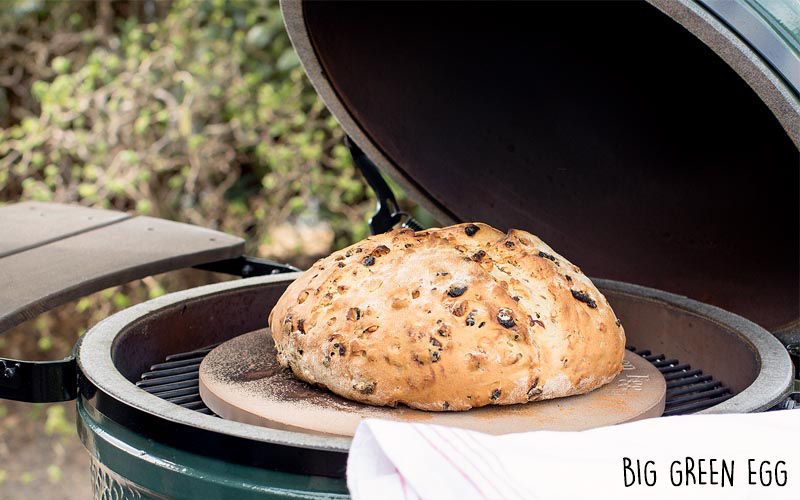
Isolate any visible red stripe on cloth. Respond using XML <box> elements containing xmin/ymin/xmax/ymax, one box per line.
<box><xmin>458</xmin><ymin>429</ymin><xmax>535</xmax><ymax>500</ymax></box>
<box><xmin>396</xmin><ymin>466</ymin><xmax>410</xmax><ymax>500</ymax></box>
<box><xmin>411</xmin><ymin>426</ymin><xmax>490</xmax><ymax>500</ymax></box>
<box><xmin>430</xmin><ymin>426</ymin><xmax>506</xmax><ymax>500</ymax></box>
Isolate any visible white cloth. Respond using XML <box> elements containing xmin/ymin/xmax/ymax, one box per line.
<box><xmin>347</xmin><ymin>412</ymin><xmax>800</xmax><ymax>500</ymax></box>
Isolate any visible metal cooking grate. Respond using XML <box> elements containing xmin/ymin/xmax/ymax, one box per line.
<box><xmin>136</xmin><ymin>343</ymin><xmax>735</xmax><ymax>418</ymax></box>
<box><xmin>624</xmin><ymin>345</ymin><xmax>732</xmax><ymax>416</ymax></box>
<box><xmin>135</xmin><ymin>344</ymin><xmax>219</xmax><ymax>415</ymax></box>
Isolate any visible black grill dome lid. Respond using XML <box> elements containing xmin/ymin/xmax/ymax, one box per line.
<box><xmin>282</xmin><ymin>0</ymin><xmax>799</xmax><ymax>332</ymax></box>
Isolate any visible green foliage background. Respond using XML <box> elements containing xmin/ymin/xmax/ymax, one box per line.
<box><xmin>1</xmin><ymin>0</ymin><xmax>377</xmax><ymax>251</ymax></box>
<box><xmin>0</xmin><ymin>0</ymin><xmax>433</xmax><ymax>359</ymax></box>
<box><xmin>0</xmin><ymin>3</ymin><xmax>432</xmax><ymax>481</ymax></box>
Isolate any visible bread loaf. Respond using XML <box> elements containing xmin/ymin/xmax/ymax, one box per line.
<box><xmin>268</xmin><ymin>223</ymin><xmax>625</xmax><ymax>411</ymax></box>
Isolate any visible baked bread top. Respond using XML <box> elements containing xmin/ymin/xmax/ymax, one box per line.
<box><xmin>268</xmin><ymin>223</ymin><xmax>625</xmax><ymax>411</ymax></box>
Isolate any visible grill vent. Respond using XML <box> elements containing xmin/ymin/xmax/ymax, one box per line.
<box><xmin>136</xmin><ymin>344</ymin><xmax>735</xmax><ymax>418</ymax></box>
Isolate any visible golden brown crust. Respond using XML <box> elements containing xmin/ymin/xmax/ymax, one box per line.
<box><xmin>268</xmin><ymin>223</ymin><xmax>625</xmax><ymax>411</ymax></box>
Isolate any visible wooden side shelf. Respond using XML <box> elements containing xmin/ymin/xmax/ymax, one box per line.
<box><xmin>0</xmin><ymin>202</ymin><xmax>244</xmax><ymax>332</ymax></box>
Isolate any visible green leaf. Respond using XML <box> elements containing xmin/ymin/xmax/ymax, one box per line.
<box><xmin>113</xmin><ymin>293</ymin><xmax>131</xmax><ymax>309</ymax></box>
<box><xmin>38</xmin><ymin>336</ymin><xmax>53</xmax><ymax>351</ymax></box>
<box><xmin>136</xmin><ymin>199</ymin><xmax>152</xmax><ymax>215</ymax></box>
<box><xmin>47</xmin><ymin>465</ymin><xmax>63</xmax><ymax>483</ymax></box>
<box><xmin>245</xmin><ymin>23</ymin><xmax>273</xmax><ymax>50</ymax></box>
<box><xmin>77</xmin><ymin>183</ymin><xmax>96</xmax><ymax>199</ymax></box>
<box><xmin>119</xmin><ymin>150</ymin><xmax>140</xmax><ymax>164</ymax></box>
<box><xmin>148</xmin><ymin>283</ymin><xmax>166</xmax><ymax>299</ymax></box>
<box><xmin>51</xmin><ymin>56</ymin><xmax>71</xmax><ymax>74</ymax></box>
<box><xmin>276</xmin><ymin>50</ymin><xmax>300</xmax><ymax>72</ymax></box>
<box><xmin>76</xmin><ymin>297</ymin><xmax>92</xmax><ymax>313</ymax></box>
<box><xmin>31</xmin><ymin>151</ymin><xmax>45</xmax><ymax>167</ymax></box>
<box><xmin>31</xmin><ymin>80</ymin><xmax>49</xmax><ymax>101</ymax></box>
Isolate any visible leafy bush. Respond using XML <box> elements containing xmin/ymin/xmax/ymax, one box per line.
<box><xmin>0</xmin><ymin>0</ymin><xmax>382</xmax><ymax>260</ymax></box>
<box><xmin>0</xmin><ymin>3</ymin><xmax>434</xmax><ymax>492</ymax></box>
<box><xmin>1</xmin><ymin>0</ymin><xmax>435</xmax><ymax>361</ymax></box>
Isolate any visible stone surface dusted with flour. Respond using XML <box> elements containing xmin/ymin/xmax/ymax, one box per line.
<box><xmin>268</xmin><ymin>223</ymin><xmax>625</xmax><ymax>411</ymax></box>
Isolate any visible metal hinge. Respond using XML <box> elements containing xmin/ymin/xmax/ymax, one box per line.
<box><xmin>345</xmin><ymin>136</ymin><xmax>424</xmax><ymax>235</ymax></box>
<box><xmin>194</xmin><ymin>255</ymin><xmax>301</xmax><ymax>276</ymax></box>
<box><xmin>0</xmin><ymin>257</ymin><xmax>297</xmax><ymax>404</ymax></box>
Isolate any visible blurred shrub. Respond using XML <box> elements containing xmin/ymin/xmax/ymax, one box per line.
<box><xmin>0</xmin><ymin>3</ymin><xmax>437</xmax><ymax>490</ymax></box>
<box><xmin>0</xmin><ymin>0</ymin><xmax>380</xmax><ymax>261</ymax></box>
<box><xmin>0</xmin><ymin>0</ymin><xmax>435</xmax><ymax>365</ymax></box>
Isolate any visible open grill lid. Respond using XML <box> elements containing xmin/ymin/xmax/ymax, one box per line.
<box><xmin>282</xmin><ymin>0</ymin><xmax>800</xmax><ymax>332</ymax></box>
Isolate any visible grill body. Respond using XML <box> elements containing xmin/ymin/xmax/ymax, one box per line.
<box><xmin>75</xmin><ymin>274</ymin><xmax>792</xmax><ymax>498</ymax></box>
<box><xmin>68</xmin><ymin>0</ymin><xmax>799</xmax><ymax>495</ymax></box>
<box><xmin>78</xmin><ymin>397</ymin><xmax>348</xmax><ymax>499</ymax></box>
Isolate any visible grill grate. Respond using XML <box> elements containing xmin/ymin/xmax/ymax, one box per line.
<box><xmin>135</xmin><ymin>344</ymin><xmax>219</xmax><ymax>415</ymax></box>
<box><xmin>625</xmin><ymin>346</ymin><xmax>733</xmax><ymax>416</ymax></box>
<box><xmin>135</xmin><ymin>343</ymin><xmax>734</xmax><ymax>418</ymax></box>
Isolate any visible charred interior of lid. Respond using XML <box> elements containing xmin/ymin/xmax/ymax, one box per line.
<box><xmin>302</xmin><ymin>1</ymin><xmax>799</xmax><ymax>331</ymax></box>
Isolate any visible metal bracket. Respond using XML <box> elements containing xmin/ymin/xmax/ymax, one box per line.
<box><xmin>345</xmin><ymin>136</ymin><xmax>424</xmax><ymax>234</ymax></box>
<box><xmin>0</xmin><ymin>355</ymin><xmax>77</xmax><ymax>402</ymax></box>
<box><xmin>194</xmin><ymin>255</ymin><xmax>301</xmax><ymax>276</ymax></box>
<box><xmin>0</xmin><ymin>256</ymin><xmax>296</xmax><ymax>403</ymax></box>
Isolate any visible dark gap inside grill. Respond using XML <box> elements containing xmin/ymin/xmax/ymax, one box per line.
<box><xmin>135</xmin><ymin>343</ymin><xmax>735</xmax><ymax>418</ymax></box>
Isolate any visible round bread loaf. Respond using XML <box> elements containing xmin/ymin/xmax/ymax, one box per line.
<box><xmin>268</xmin><ymin>223</ymin><xmax>625</xmax><ymax>411</ymax></box>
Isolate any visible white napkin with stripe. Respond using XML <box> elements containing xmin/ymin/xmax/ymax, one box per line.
<box><xmin>347</xmin><ymin>411</ymin><xmax>800</xmax><ymax>499</ymax></box>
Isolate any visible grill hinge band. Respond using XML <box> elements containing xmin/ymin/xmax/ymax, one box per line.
<box><xmin>0</xmin><ymin>353</ymin><xmax>77</xmax><ymax>402</ymax></box>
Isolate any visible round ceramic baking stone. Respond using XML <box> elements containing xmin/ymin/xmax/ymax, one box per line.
<box><xmin>199</xmin><ymin>330</ymin><xmax>665</xmax><ymax>436</ymax></box>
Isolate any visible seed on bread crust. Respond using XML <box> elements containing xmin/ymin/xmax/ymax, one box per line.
<box><xmin>464</xmin><ymin>224</ymin><xmax>480</xmax><ymax>236</ymax></box>
<box><xmin>372</xmin><ymin>245</ymin><xmax>391</xmax><ymax>256</ymax></box>
<box><xmin>465</xmin><ymin>311</ymin><xmax>477</xmax><ymax>326</ymax></box>
<box><xmin>354</xmin><ymin>381</ymin><xmax>376</xmax><ymax>394</ymax></box>
<box><xmin>447</xmin><ymin>285</ymin><xmax>467</xmax><ymax>297</ymax></box>
<box><xmin>497</xmin><ymin>308</ymin><xmax>515</xmax><ymax>328</ymax></box>
<box><xmin>471</xmin><ymin>250</ymin><xmax>486</xmax><ymax>262</ymax></box>
<box><xmin>538</xmin><ymin>251</ymin><xmax>556</xmax><ymax>261</ymax></box>
<box><xmin>571</xmin><ymin>289</ymin><xmax>598</xmax><ymax>308</ymax></box>
<box><xmin>451</xmin><ymin>301</ymin><xmax>468</xmax><ymax>317</ymax></box>
<box><xmin>527</xmin><ymin>384</ymin><xmax>543</xmax><ymax>400</ymax></box>
<box><xmin>346</xmin><ymin>307</ymin><xmax>361</xmax><ymax>321</ymax></box>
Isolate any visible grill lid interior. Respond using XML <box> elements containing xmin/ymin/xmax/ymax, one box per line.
<box><xmin>284</xmin><ymin>0</ymin><xmax>799</xmax><ymax>331</ymax></box>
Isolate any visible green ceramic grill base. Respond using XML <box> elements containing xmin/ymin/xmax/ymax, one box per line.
<box><xmin>77</xmin><ymin>397</ymin><xmax>349</xmax><ymax>500</ymax></box>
